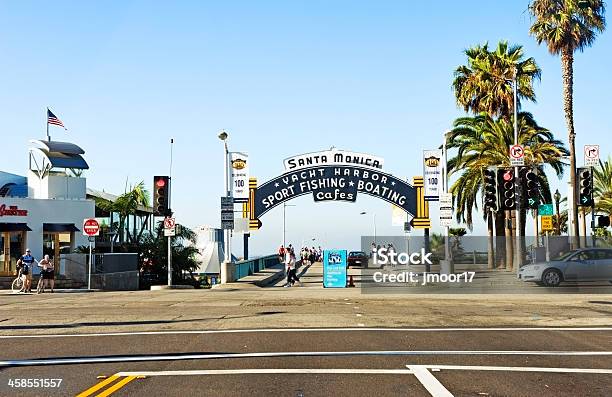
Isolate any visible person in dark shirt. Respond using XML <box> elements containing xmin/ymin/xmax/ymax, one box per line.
<box><xmin>17</xmin><ymin>249</ymin><xmax>38</xmax><ymax>293</ymax></box>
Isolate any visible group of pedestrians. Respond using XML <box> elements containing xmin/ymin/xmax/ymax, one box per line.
<box><xmin>300</xmin><ymin>246</ymin><xmax>322</xmax><ymax>266</ymax></box>
<box><xmin>16</xmin><ymin>249</ymin><xmax>55</xmax><ymax>293</ymax></box>
<box><xmin>277</xmin><ymin>244</ymin><xmax>325</xmax><ymax>288</ymax></box>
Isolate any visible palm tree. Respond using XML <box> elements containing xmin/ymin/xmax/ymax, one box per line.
<box><xmin>453</xmin><ymin>41</ymin><xmax>541</xmax><ymax>118</ymax></box>
<box><xmin>447</xmin><ymin>112</ymin><xmax>568</xmax><ymax>269</ymax></box>
<box><xmin>452</xmin><ymin>41</ymin><xmax>542</xmax><ymax>269</ymax></box>
<box><xmin>594</xmin><ymin>156</ymin><xmax>612</xmax><ymax>215</ymax></box>
<box><xmin>529</xmin><ymin>0</ymin><xmax>606</xmax><ymax>248</ymax></box>
<box><xmin>95</xmin><ymin>181</ymin><xmax>151</xmax><ymax>244</ymax></box>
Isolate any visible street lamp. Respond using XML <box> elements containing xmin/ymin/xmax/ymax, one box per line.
<box><xmin>554</xmin><ymin>189</ymin><xmax>561</xmax><ymax>236</ymax></box>
<box><xmin>283</xmin><ymin>202</ymin><xmax>296</xmax><ymax>248</ymax></box>
<box><xmin>443</xmin><ymin>130</ymin><xmax>452</xmax><ymax>272</ymax></box>
<box><xmin>360</xmin><ymin>211</ymin><xmax>377</xmax><ymax>245</ymax></box>
<box><xmin>218</xmin><ymin>130</ymin><xmax>230</xmax><ymax>283</ymax></box>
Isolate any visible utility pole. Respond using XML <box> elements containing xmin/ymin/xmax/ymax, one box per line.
<box><xmin>283</xmin><ymin>203</ymin><xmax>296</xmax><ymax>248</ymax></box>
<box><xmin>443</xmin><ymin>130</ymin><xmax>452</xmax><ymax>273</ymax></box>
<box><xmin>513</xmin><ymin>68</ymin><xmax>523</xmax><ymax>275</ymax></box>
<box><xmin>167</xmin><ymin>138</ymin><xmax>174</xmax><ymax>287</ymax></box>
<box><xmin>222</xmin><ymin>133</ymin><xmax>231</xmax><ymax>281</ymax></box>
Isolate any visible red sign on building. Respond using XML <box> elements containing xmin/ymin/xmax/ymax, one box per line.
<box><xmin>0</xmin><ymin>204</ymin><xmax>28</xmax><ymax>217</ymax></box>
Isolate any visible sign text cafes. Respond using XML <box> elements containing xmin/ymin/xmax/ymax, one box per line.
<box><xmin>253</xmin><ymin>165</ymin><xmax>417</xmax><ymax>218</ymax></box>
<box><xmin>0</xmin><ymin>204</ymin><xmax>28</xmax><ymax>217</ymax></box>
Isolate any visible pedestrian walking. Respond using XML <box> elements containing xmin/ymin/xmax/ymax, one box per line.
<box><xmin>284</xmin><ymin>249</ymin><xmax>303</xmax><ymax>287</ymax></box>
<box><xmin>278</xmin><ymin>245</ymin><xmax>285</xmax><ymax>263</ymax></box>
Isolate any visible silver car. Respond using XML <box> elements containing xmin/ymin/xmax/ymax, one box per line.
<box><xmin>518</xmin><ymin>248</ymin><xmax>612</xmax><ymax>287</ymax></box>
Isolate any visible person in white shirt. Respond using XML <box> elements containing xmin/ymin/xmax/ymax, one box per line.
<box><xmin>284</xmin><ymin>249</ymin><xmax>303</xmax><ymax>287</ymax></box>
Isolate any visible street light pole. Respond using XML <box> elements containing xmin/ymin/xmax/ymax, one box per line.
<box><xmin>373</xmin><ymin>213</ymin><xmax>377</xmax><ymax>245</ymax></box>
<box><xmin>168</xmin><ymin>138</ymin><xmax>174</xmax><ymax>287</ymax></box>
<box><xmin>282</xmin><ymin>203</ymin><xmax>296</xmax><ymax>248</ymax></box>
<box><xmin>554</xmin><ymin>189</ymin><xmax>561</xmax><ymax>236</ymax></box>
<box><xmin>219</xmin><ymin>131</ymin><xmax>230</xmax><ymax>283</ymax></box>
<box><xmin>360</xmin><ymin>212</ymin><xmax>376</xmax><ymax>245</ymax></box>
<box><xmin>224</xmin><ymin>140</ymin><xmax>230</xmax><ymax>263</ymax></box>
<box><xmin>443</xmin><ymin>130</ymin><xmax>452</xmax><ymax>272</ymax></box>
<box><xmin>513</xmin><ymin>68</ymin><xmax>523</xmax><ymax>275</ymax></box>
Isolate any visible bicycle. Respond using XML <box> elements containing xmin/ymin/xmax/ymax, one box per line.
<box><xmin>36</xmin><ymin>270</ymin><xmax>46</xmax><ymax>294</ymax></box>
<box><xmin>11</xmin><ymin>268</ymin><xmax>24</xmax><ymax>293</ymax></box>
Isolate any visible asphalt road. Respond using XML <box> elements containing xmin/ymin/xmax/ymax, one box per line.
<box><xmin>0</xmin><ymin>328</ymin><xmax>610</xmax><ymax>396</ymax></box>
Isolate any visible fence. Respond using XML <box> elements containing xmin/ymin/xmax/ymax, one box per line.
<box><xmin>233</xmin><ymin>254</ymin><xmax>280</xmax><ymax>280</ymax></box>
<box><xmin>91</xmin><ymin>253</ymin><xmax>138</xmax><ymax>274</ymax></box>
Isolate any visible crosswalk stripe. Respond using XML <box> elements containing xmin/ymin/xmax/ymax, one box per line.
<box><xmin>409</xmin><ymin>365</ymin><xmax>453</xmax><ymax>397</ymax></box>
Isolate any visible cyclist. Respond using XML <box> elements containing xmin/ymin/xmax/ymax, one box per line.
<box><xmin>16</xmin><ymin>249</ymin><xmax>38</xmax><ymax>293</ymax></box>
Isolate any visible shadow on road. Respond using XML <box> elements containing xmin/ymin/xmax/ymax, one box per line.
<box><xmin>0</xmin><ymin>310</ymin><xmax>289</xmax><ymax>331</ymax></box>
<box><xmin>0</xmin><ymin>318</ymin><xmax>212</xmax><ymax>330</ymax></box>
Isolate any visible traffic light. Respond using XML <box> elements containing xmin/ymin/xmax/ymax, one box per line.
<box><xmin>497</xmin><ymin>168</ymin><xmax>516</xmax><ymax>210</ymax></box>
<box><xmin>577</xmin><ymin>167</ymin><xmax>593</xmax><ymax>207</ymax></box>
<box><xmin>483</xmin><ymin>168</ymin><xmax>498</xmax><ymax>211</ymax></box>
<box><xmin>520</xmin><ymin>167</ymin><xmax>539</xmax><ymax>209</ymax></box>
<box><xmin>153</xmin><ymin>176</ymin><xmax>171</xmax><ymax>216</ymax></box>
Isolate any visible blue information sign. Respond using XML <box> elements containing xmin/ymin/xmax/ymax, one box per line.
<box><xmin>323</xmin><ymin>250</ymin><xmax>347</xmax><ymax>288</ymax></box>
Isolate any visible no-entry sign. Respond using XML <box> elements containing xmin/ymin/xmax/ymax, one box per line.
<box><xmin>83</xmin><ymin>218</ymin><xmax>100</xmax><ymax>237</ymax></box>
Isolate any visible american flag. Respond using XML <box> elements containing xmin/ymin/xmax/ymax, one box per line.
<box><xmin>47</xmin><ymin>109</ymin><xmax>67</xmax><ymax>129</ymax></box>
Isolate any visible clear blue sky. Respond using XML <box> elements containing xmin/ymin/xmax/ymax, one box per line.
<box><xmin>1</xmin><ymin>1</ymin><xmax>610</xmax><ymax>255</ymax></box>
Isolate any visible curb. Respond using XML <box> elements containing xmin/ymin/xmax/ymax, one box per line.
<box><xmin>151</xmin><ymin>285</ymin><xmax>195</xmax><ymax>290</ymax></box>
<box><xmin>1</xmin><ymin>289</ymin><xmax>101</xmax><ymax>295</ymax></box>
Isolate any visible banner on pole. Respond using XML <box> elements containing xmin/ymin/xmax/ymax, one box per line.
<box><xmin>229</xmin><ymin>152</ymin><xmax>249</xmax><ymax>201</ymax></box>
<box><xmin>423</xmin><ymin>150</ymin><xmax>442</xmax><ymax>201</ymax></box>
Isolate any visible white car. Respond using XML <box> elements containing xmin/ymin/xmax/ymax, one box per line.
<box><xmin>518</xmin><ymin>248</ymin><xmax>612</xmax><ymax>287</ymax></box>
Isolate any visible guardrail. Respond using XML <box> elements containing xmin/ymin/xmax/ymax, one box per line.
<box><xmin>233</xmin><ymin>254</ymin><xmax>280</xmax><ymax>279</ymax></box>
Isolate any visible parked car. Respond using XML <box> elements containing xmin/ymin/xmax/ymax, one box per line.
<box><xmin>139</xmin><ymin>270</ymin><xmax>160</xmax><ymax>289</ymax></box>
<box><xmin>347</xmin><ymin>251</ymin><xmax>368</xmax><ymax>267</ymax></box>
<box><xmin>518</xmin><ymin>248</ymin><xmax>612</xmax><ymax>287</ymax></box>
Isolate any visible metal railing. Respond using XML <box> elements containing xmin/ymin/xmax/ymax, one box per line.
<box><xmin>233</xmin><ymin>254</ymin><xmax>280</xmax><ymax>280</ymax></box>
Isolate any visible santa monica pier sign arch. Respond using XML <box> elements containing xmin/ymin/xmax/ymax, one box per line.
<box><xmin>246</xmin><ymin>149</ymin><xmax>430</xmax><ymax>229</ymax></box>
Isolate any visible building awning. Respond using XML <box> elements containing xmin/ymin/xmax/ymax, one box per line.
<box><xmin>43</xmin><ymin>223</ymin><xmax>80</xmax><ymax>233</ymax></box>
<box><xmin>0</xmin><ymin>223</ymin><xmax>32</xmax><ymax>232</ymax></box>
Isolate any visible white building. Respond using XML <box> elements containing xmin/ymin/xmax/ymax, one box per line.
<box><xmin>0</xmin><ymin>140</ymin><xmax>94</xmax><ymax>276</ymax></box>
<box><xmin>193</xmin><ymin>225</ymin><xmax>225</xmax><ymax>275</ymax></box>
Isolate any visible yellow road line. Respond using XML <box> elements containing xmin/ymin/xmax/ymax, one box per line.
<box><xmin>95</xmin><ymin>376</ymin><xmax>137</xmax><ymax>397</ymax></box>
<box><xmin>75</xmin><ymin>375</ymin><xmax>120</xmax><ymax>397</ymax></box>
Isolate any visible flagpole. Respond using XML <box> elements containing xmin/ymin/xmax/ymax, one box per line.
<box><xmin>46</xmin><ymin>107</ymin><xmax>50</xmax><ymax>142</ymax></box>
